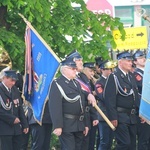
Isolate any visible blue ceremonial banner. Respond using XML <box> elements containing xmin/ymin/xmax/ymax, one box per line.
<box><xmin>139</xmin><ymin>35</ymin><xmax>150</xmax><ymax>124</ymax></box>
<box><xmin>23</xmin><ymin>25</ymin><xmax>60</xmax><ymax>124</ymax></box>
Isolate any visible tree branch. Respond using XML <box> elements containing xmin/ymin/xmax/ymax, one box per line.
<box><xmin>0</xmin><ymin>5</ymin><xmax>11</xmax><ymax>29</ymax></box>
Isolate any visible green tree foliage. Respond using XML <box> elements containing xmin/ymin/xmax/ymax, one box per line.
<box><xmin>0</xmin><ymin>0</ymin><xmax>125</xmax><ymax>71</ymax></box>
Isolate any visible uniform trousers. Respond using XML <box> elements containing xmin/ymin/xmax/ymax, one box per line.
<box><xmin>30</xmin><ymin>123</ymin><xmax>52</xmax><ymax>150</ymax></box>
<box><xmin>96</xmin><ymin>127</ymin><xmax>100</xmax><ymax>150</ymax></box>
<box><xmin>81</xmin><ymin>132</ymin><xmax>90</xmax><ymax>150</ymax></box>
<box><xmin>88</xmin><ymin>125</ymin><xmax>98</xmax><ymax>150</ymax></box>
<box><xmin>148</xmin><ymin>138</ymin><xmax>150</xmax><ymax>150</ymax></box>
<box><xmin>21</xmin><ymin>131</ymin><xmax>30</xmax><ymax>150</ymax></box>
<box><xmin>59</xmin><ymin>131</ymin><xmax>84</xmax><ymax>150</ymax></box>
<box><xmin>115</xmin><ymin>123</ymin><xmax>136</xmax><ymax>150</ymax></box>
<box><xmin>136</xmin><ymin>116</ymin><xmax>150</xmax><ymax>150</ymax></box>
<box><xmin>98</xmin><ymin>122</ymin><xmax>114</xmax><ymax>150</ymax></box>
<box><xmin>0</xmin><ymin>134</ymin><xmax>22</xmax><ymax>150</ymax></box>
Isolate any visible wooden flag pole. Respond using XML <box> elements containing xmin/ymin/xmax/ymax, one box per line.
<box><xmin>18</xmin><ymin>13</ymin><xmax>60</xmax><ymax>62</ymax></box>
<box><xmin>94</xmin><ymin>104</ymin><xmax>116</xmax><ymax>131</ymax></box>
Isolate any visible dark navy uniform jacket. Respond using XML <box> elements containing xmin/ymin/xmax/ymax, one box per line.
<box><xmin>104</xmin><ymin>68</ymin><xmax>139</xmax><ymax>124</ymax></box>
<box><xmin>49</xmin><ymin>75</ymin><xmax>87</xmax><ymax>132</ymax></box>
<box><xmin>77</xmin><ymin>72</ymin><xmax>98</xmax><ymax>122</ymax></box>
<box><xmin>95</xmin><ymin>76</ymin><xmax>108</xmax><ymax>121</ymax></box>
<box><xmin>0</xmin><ymin>83</ymin><xmax>28</xmax><ymax>135</ymax></box>
<box><xmin>133</xmin><ymin>68</ymin><xmax>143</xmax><ymax>99</ymax></box>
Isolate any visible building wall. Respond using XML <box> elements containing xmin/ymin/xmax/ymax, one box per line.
<box><xmin>101</xmin><ymin>0</ymin><xmax>150</xmax><ymax>55</ymax></box>
<box><xmin>115</xmin><ymin>5</ymin><xmax>150</xmax><ymax>28</ymax></box>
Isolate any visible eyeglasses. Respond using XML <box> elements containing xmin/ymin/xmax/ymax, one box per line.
<box><xmin>74</xmin><ymin>58</ymin><xmax>83</xmax><ymax>61</ymax></box>
<box><xmin>64</xmin><ymin>66</ymin><xmax>77</xmax><ymax>70</ymax></box>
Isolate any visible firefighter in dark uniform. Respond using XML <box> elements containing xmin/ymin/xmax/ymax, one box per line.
<box><xmin>27</xmin><ymin>101</ymin><xmax>52</xmax><ymax>150</ymax></box>
<box><xmin>48</xmin><ymin>57</ymin><xmax>96</xmax><ymax>150</ymax></box>
<box><xmin>15</xmin><ymin>71</ymin><xmax>30</xmax><ymax>150</ymax></box>
<box><xmin>0</xmin><ymin>70</ymin><xmax>29</xmax><ymax>150</ymax></box>
<box><xmin>104</xmin><ymin>51</ymin><xmax>139</xmax><ymax>150</ymax></box>
<box><xmin>15</xmin><ymin>71</ymin><xmax>23</xmax><ymax>93</ymax></box>
<box><xmin>95</xmin><ymin>60</ymin><xmax>116</xmax><ymax>150</ymax></box>
<box><xmin>94</xmin><ymin>56</ymin><xmax>103</xmax><ymax>79</ymax></box>
<box><xmin>94</xmin><ymin>56</ymin><xmax>104</xmax><ymax>149</ymax></box>
<box><xmin>65</xmin><ymin>50</ymin><xmax>98</xmax><ymax>150</ymax></box>
<box><xmin>81</xmin><ymin>62</ymin><xmax>99</xmax><ymax>150</ymax></box>
<box><xmin>133</xmin><ymin>50</ymin><xmax>150</xmax><ymax>150</ymax></box>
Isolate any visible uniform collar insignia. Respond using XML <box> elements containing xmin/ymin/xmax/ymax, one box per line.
<box><xmin>65</xmin><ymin>80</ymin><xmax>69</xmax><ymax>84</ymax></box>
<box><xmin>121</xmin><ymin>74</ymin><xmax>125</xmax><ymax>78</ymax></box>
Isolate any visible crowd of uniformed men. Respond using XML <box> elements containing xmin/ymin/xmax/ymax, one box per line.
<box><xmin>0</xmin><ymin>49</ymin><xmax>150</xmax><ymax>150</ymax></box>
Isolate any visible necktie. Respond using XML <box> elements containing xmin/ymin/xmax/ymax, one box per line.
<box><xmin>126</xmin><ymin>74</ymin><xmax>130</xmax><ymax>82</ymax></box>
<box><xmin>71</xmin><ymin>79</ymin><xmax>77</xmax><ymax>87</ymax></box>
<box><xmin>8</xmin><ymin>88</ymin><xmax>11</xmax><ymax>94</ymax></box>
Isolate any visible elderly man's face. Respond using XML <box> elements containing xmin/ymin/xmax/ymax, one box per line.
<box><xmin>118</xmin><ymin>59</ymin><xmax>133</xmax><ymax>73</ymax></box>
<box><xmin>74</xmin><ymin>58</ymin><xmax>83</xmax><ymax>72</ymax></box>
<box><xmin>83</xmin><ymin>67</ymin><xmax>95</xmax><ymax>80</ymax></box>
<box><xmin>3</xmin><ymin>76</ymin><xmax>16</xmax><ymax>89</ymax></box>
<box><xmin>62</xmin><ymin>66</ymin><xmax>77</xmax><ymax>79</ymax></box>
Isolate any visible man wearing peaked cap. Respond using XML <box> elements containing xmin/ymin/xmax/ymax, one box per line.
<box><xmin>117</xmin><ymin>51</ymin><xmax>133</xmax><ymax>60</ymax></box>
<box><xmin>61</xmin><ymin>57</ymin><xmax>77</xmax><ymax>68</ymax></box>
<box><xmin>99</xmin><ymin>60</ymin><xmax>109</xmax><ymax>69</ymax></box>
<box><xmin>95</xmin><ymin>57</ymin><xmax>103</xmax><ymax>66</ymax></box>
<box><xmin>80</xmin><ymin>62</ymin><xmax>99</xmax><ymax>150</ymax></box>
<box><xmin>132</xmin><ymin>50</ymin><xmax>145</xmax><ymax>61</ymax></box>
<box><xmin>4</xmin><ymin>70</ymin><xmax>18</xmax><ymax>81</ymax></box>
<box><xmin>0</xmin><ymin>70</ymin><xmax>29</xmax><ymax>150</ymax></box>
<box><xmin>83</xmin><ymin>62</ymin><xmax>96</xmax><ymax>88</ymax></box>
<box><xmin>95</xmin><ymin>60</ymin><xmax>116</xmax><ymax>150</ymax></box>
<box><xmin>132</xmin><ymin>50</ymin><xmax>150</xmax><ymax>150</ymax></box>
<box><xmin>66</xmin><ymin>49</ymin><xmax>82</xmax><ymax>60</ymax></box>
<box><xmin>94</xmin><ymin>56</ymin><xmax>103</xmax><ymax>79</ymax></box>
<box><xmin>66</xmin><ymin>50</ymin><xmax>83</xmax><ymax>72</ymax></box>
<box><xmin>104</xmin><ymin>51</ymin><xmax>139</xmax><ymax>150</ymax></box>
<box><xmin>83</xmin><ymin>62</ymin><xmax>97</xmax><ymax>86</ymax></box>
<box><xmin>67</xmin><ymin>51</ymin><xmax>98</xmax><ymax>150</ymax></box>
<box><xmin>83</xmin><ymin>62</ymin><xmax>95</xmax><ymax>69</ymax></box>
<box><xmin>49</xmin><ymin>54</ymin><xmax>97</xmax><ymax>150</ymax></box>
<box><xmin>93</xmin><ymin>57</ymin><xmax>104</xmax><ymax>149</ymax></box>
<box><xmin>99</xmin><ymin>60</ymin><xmax>117</xmax><ymax>70</ymax></box>
<box><xmin>132</xmin><ymin>50</ymin><xmax>145</xmax><ymax>96</ymax></box>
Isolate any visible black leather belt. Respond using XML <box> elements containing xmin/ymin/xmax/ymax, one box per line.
<box><xmin>117</xmin><ymin>107</ymin><xmax>136</xmax><ymax>115</ymax></box>
<box><xmin>64</xmin><ymin>114</ymin><xmax>84</xmax><ymax>121</ymax></box>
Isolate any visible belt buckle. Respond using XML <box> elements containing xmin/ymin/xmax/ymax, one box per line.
<box><xmin>79</xmin><ymin>115</ymin><xmax>84</xmax><ymax>121</ymax></box>
<box><xmin>131</xmin><ymin>109</ymin><xmax>135</xmax><ymax>114</ymax></box>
